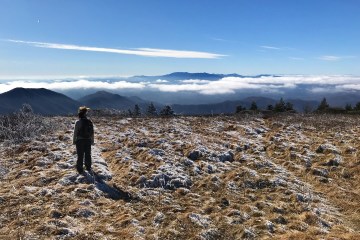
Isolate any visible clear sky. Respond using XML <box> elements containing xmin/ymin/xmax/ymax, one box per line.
<box><xmin>0</xmin><ymin>0</ymin><xmax>359</xmax><ymax>77</ymax></box>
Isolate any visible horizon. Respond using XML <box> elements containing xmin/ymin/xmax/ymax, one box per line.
<box><xmin>1</xmin><ymin>0</ymin><xmax>359</xmax><ymax>78</ymax></box>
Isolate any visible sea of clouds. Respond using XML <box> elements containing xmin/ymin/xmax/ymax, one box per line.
<box><xmin>1</xmin><ymin>75</ymin><xmax>360</xmax><ymax>95</ymax></box>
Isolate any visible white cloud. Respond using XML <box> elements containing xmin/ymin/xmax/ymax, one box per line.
<box><xmin>260</xmin><ymin>45</ymin><xmax>281</xmax><ymax>50</ymax></box>
<box><xmin>155</xmin><ymin>79</ymin><xmax>169</xmax><ymax>83</ymax></box>
<box><xmin>1</xmin><ymin>75</ymin><xmax>360</xmax><ymax>95</ymax></box>
<box><xmin>7</xmin><ymin>39</ymin><xmax>226</xmax><ymax>59</ymax></box>
<box><xmin>0</xmin><ymin>79</ymin><xmax>146</xmax><ymax>93</ymax></box>
<box><xmin>318</xmin><ymin>55</ymin><xmax>356</xmax><ymax>61</ymax></box>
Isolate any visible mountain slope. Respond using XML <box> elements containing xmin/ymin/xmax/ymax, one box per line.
<box><xmin>0</xmin><ymin>88</ymin><xmax>80</xmax><ymax>115</ymax></box>
<box><xmin>78</xmin><ymin>91</ymin><xmax>136</xmax><ymax>110</ymax></box>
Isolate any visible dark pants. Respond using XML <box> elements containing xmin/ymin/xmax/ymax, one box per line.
<box><xmin>76</xmin><ymin>139</ymin><xmax>92</xmax><ymax>172</ymax></box>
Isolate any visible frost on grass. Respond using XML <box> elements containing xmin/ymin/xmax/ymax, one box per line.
<box><xmin>1</xmin><ymin>115</ymin><xmax>359</xmax><ymax>239</ymax></box>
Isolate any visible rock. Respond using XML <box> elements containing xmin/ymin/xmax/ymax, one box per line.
<box><xmin>220</xmin><ymin>198</ymin><xmax>230</xmax><ymax>208</ymax></box>
<box><xmin>183</xmin><ymin>158</ymin><xmax>194</xmax><ymax>167</ymax></box>
<box><xmin>243</xmin><ymin>228</ymin><xmax>256</xmax><ymax>238</ymax></box>
<box><xmin>316</xmin><ymin>144</ymin><xmax>339</xmax><ymax>154</ymax></box>
<box><xmin>265</xmin><ymin>220</ymin><xmax>275</xmax><ymax>233</ymax></box>
<box><xmin>149</xmin><ymin>148</ymin><xmax>165</xmax><ymax>156</ymax></box>
<box><xmin>76</xmin><ymin>208</ymin><xmax>95</xmax><ymax>218</ymax></box>
<box><xmin>273</xmin><ymin>216</ymin><xmax>287</xmax><ymax>225</ymax></box>
<box><xmin>312</xmin><ymin>168</ymin><xmax>329</xmax><ymax>178</ymax></box>
<box><xmin>137</xmin><ymin>141</ymin><xmax>147</xmax><ymax>147</ymax></box>
<box><xmin>325</xmin><ymin>156</ymin><xmax>342</xmax><ymax>166</ymax></box>
<box><xmin>207</xmin><ymin>164</ymin><xmax>216</xmax><ymax>174</ymax></box>
<box><xmin>193</xmin><ymin>166</ymin><xmax>201</xmax><ymax>175</ymax></box>
<box><xmin>199</xmin><ymin>228</ymin><xmax>220</xmax><ymax>240</ymax></box>
<box><xmin>236</xmin><ymin>146</ymin><xmax>243</xmax><ymax>152</ymax></box>
<box><xmin>153</xmin><ymin>212</ymin><xmax>165</xmax><ymax>225</ymax></box>
<box><xmin>319</xmin><ymin>177</ymin><xmax>329</xmax><ymax>183</ymax></box>
<box><xmin>296</xmin><ymin>193</ymin><xmax>309</xmax><ymax>202</ymax></box>
<box><xmin>188</xmin><ymin>150</ymin><xmax>202</xmax><ymax>160</ymax></box>
<box><xmin>50</xmin><ymin>210</ymin><xmax>62</xmax><ymax>219</ymax></box>
<box><xmin>144</xmin><ymin>163</ymin><xmax>192</xmax><ymax>190</ymax></box>
<box><xmin>255</xmin><ymin>128</ymin><xmax>266</xmax><ymax>134</ymax></box>
<box><xmin>273</xmin><ymin>207</ymin><xmax>286</xmax><ymax>214</ymax></box>
<box><xmin>55</xmin><ymin>228</ymin><xmax>75</xmax><ymax>237</ymax></box>
<box><xmin>219</xmin><ymin>151</ymin><xmax>234</xmax><ymax>162</ymax></box>
<box><xmin>189</xmin><ymin>213</ymin><xmax>211</xmax><ymax>228</ymax></box>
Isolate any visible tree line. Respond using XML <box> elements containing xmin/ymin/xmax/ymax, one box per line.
<box><xmin>236</xmin><ymin>97</ymin><xmax>360</xmax><ymax>114</ymax></box>
<box><xmin>236</xmin><ymin>98</ymin><xmax>295</xmax><ymax>113</ymax></box>
<box><xmin>128</xmin><ymin>103</ymin><xmax>174</xmax><ymax>117</ymax></box>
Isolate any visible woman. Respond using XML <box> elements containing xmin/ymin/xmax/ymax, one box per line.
<box><xmin>73</xmin><ymin>106</ymin><xmax>94</xmax><ymax>174</ymax></box>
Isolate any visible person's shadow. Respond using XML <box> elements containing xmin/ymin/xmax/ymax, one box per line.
<box><xmin>83</xmin><ymin>171</ymin><xmax>137</xmax><ymax>202</ymax></box>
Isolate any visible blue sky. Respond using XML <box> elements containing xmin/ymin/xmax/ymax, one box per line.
<box><xmin>0</xmin><ymin>0</ymin><xmax>359</xmax><ymax>77</ymax></box>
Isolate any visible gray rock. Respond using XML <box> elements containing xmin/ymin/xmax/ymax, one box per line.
<box><xmin>243</xmin><ymin>228</ymin><xmax>256</xmax><ymax>238</ymax></box>
<box><xmin>325</xmin><ymin>156</ymin><xmax>342</xmax><ymax>166</ymax></box>
<box><xmin>183</xmin><ymin>158</ymin><xmax>194</xmax><ymax>166</ymax></box>
<box><xmin>312</xmin><ymin>168</ymin><xmax>329</xmax><ymax>178</ymax></box>
<box><xmin>188</xmin><ymin>150</ymin><xmax>202</xmax><ymax>160</ymax></box>
<box><xmin>265</xmin><ymin>220</ymin><xmax>275</xmax><ymax>233</ymax></box>
<box><xmin>219</xmin><ymin>151</ymin><xmax>234</xmax><ymax>162</ymax></box>
<box><xmin>273</xmin><ymin>216</ymin><xmax>287</xmax><ymax>224</ymax></box>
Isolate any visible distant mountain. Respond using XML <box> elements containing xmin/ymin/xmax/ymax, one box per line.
<box><xmin>78</xmin><ymin>91</ymin><xmax>136</xmax><ymax>110</ymax></box>
<box><xmin>0</xmin><ymin>88</ymin><xmax>80</xmax><ymax>115</ymax></box>
<box><xmin>133</xmin><ymin>72</ymin><xmax>279</xmax><ymax>81</ymax></box>
<box><xmin>172</xmin><ymin>97</ymin><xmax>318</xmax><ymax>115</ymax></box>
<box><xmin>78</xmin><ymin>91</ymin><xmax>163</xmax><ymax>113</ymax></box>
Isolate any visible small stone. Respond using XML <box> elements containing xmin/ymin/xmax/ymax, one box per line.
<box><xmin>219</xmin><ymin>151</ymin><xmax>234</xmax><ymax>162</ymax></box>
<box><xmin>312</xmin><ymin>168</ymin><xmax>329</xmax><ymax>178</ymax></box>
<box><xmin>50</xmin><ymin>210</ymin><xmax>62</xmax><ymax>219</ymax></box>
<box><xmin>265</xmin><ymin>220</ymin><xmax>275</xmax><ymax>233</ymax></box>
<box><xmin>243</xmin><ymin>228</ymin><xmax>256</xmax><ymax>238</ymax></box>
<box><xmin>188</xmin><ymin>150</ymin><xmax>202</xmax><ymax>161</ymax></box>
<box><xmin>273</xmin><ymin>216</ymin><xmax>287</xmax><ymax>224</ymax></box>
<box><xmin>220</xmin><ymin>198</ymin><xmax>230</xmax><ymax>208</ymax></box>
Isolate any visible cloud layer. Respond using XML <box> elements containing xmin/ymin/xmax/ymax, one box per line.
<box><xmin>1</xmin><ymin>75</ymin><xmax>360</xmax><ymax>95</ymax></box>
<box><xmin>7</xmin><ymin>40</ymin><xmax>226</xmax><ymax>59</ymax></box>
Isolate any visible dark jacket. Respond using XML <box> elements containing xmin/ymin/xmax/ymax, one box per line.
<box><xmin>73</xmin><ymin>117</ymin><xmax>94</xmax><ymax>145</ymax></box>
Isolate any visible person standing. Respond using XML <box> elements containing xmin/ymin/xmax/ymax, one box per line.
<box><xmin>73</xmin><ymin>106</ymin><xmax>94</xmax><ymax>174</ymax></box>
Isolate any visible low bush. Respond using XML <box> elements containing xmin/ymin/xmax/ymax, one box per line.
<box><xmin>0</xmin><ymin>104</ymin><xmax>58</xmax><ymax>144</ymax></box>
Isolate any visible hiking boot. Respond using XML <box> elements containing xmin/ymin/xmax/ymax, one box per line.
<box><xmin>77</xmin><ymin>168</ymin><xmax>84</xmax><ymax>174</ymax></box>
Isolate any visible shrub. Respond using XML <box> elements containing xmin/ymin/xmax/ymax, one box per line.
<box><xmin>0</xmin><ymin>104</ymin><xmax>57</xmax><ymax>144</ymax></box>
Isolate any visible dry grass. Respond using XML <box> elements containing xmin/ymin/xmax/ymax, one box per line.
<box><xmin>0</xmin><ymin>114</ymin><xmax>359</xmax><ymax>239</ymax></box>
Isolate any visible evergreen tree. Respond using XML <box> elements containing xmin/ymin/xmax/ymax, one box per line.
<box><xmin>354</xmin><ymin>102</ymin><xmax>360</xmax><ymax>111</ymax></box>
<box><xmin>285</xmin><ymin>102</ymin><xmax>294</xmax><ymax>111</ymax></box>
<box><xmin>250</xmin><ymin>101</ymin><xmax>258</xmax><ymax>111</ymax></box>
<box><xmin>267</xmin><ymin>104</ymin><xmax>274</xmax><ymax>111</ymax></box>
<box><xmin>160</xmin><ymin>105</ymin><xmax>174</xmax><ymax>116</ymax></box>
<box><xmin>317</xmin><ymin>98</ymin><xmax>329</xmax><ymax>111</ymax></box>
<box><xmin>235</xmin><ymin>105</ymin><xmax>246</xmax><ymax>113</ymax></box>
<box><xmin>345</xmin><ymin>103</ymin><xmax>353</xmax><ymax>111</ymax></box>
<box><xmin>274</xmin><ymin>98</ymin><xmax>286</xmax><ymax>112</ymax></box>
<box><xmin>147</xmin><ymin>102</ymin><xmax>157</xmax><ymax>116</ymax></box>
<box><xmin>133</xmin><ymin>104</ymin><xmax>141</xmax><ymax>117</ymax></box>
